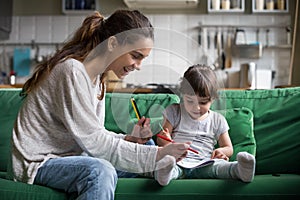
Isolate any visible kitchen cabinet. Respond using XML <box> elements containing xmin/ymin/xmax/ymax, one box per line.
<box><xmin>62</xmin><ymin>0</ymin><xmax>97</xmax><ymax>14</ymax></box>
<box><xmin>252</xmin><ymin>0</ymin><xmax>289</xmax><ymax>13</ymax></box>
<box><xmin>0</xmin><ymin>0</ymin><xmax>12</xmax><ymax>40</ymax></box>
<box><xmin>208</xmin><ymin>0</ymin><xmax>245</xmax><ymax>13</ymax></box>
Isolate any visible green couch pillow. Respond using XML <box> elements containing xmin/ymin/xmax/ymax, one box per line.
<box><xmin>215</xmin><ymin>107</ymin><xmax>256</xmax><ymax>161</ymax></box>
<box><xmin>105</xmin><ymin>93</ymin><xmax>180</xmax><ymax>134</ymax></box>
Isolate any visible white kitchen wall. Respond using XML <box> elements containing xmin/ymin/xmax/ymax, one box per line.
<box><xmin>0</xmin><ymin>13</ymin><xmax>291</xmax><ymax>88</ymax></box>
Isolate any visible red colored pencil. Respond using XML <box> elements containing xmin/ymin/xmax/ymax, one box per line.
<box><xmin>157</xmin><ymin>133</ymin><xmax>199</xmax><ymax>154</ymax></box>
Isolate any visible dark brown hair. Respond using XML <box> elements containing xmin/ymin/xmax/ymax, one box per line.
<box><xmin>21</xmin><ymin>9</ymin><xmax>154</xmax><ymax>98</ymax></box>
<box><xmin>179</xmin><ymin>64</ymin><xmax>219</xmax><ymax>100</ymax></box>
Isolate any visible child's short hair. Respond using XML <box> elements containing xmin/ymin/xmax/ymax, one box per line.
<box><xmin>179</xmin><ymin>64</ymin><xmax>219</xmax><ymax>100</ymax></box>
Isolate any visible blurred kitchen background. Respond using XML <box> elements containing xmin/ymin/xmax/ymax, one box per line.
<box><xmin>0</xmin><ymin>0</ymin><xmax>299</xmax><ymax>91</ymax></box>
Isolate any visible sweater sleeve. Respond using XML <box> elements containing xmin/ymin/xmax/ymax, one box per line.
<box><xmin>52</xmin><ymin>60</ymin><xmax>157</xmax><ymax>173</ymax></box>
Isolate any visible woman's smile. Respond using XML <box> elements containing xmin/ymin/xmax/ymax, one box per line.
<box><xmin>124</xmin><ymin>66</ymin><xmax>134</xmax><ymax>73</ymax></box>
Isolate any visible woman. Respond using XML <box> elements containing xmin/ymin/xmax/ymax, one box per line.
<box><xmin>11</xmin><ymin>10</ymin><xmax>189</xmax><ymax>200</ymax></box>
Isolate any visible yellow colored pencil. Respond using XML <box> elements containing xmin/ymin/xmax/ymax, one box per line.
<box><xmin>130</xmin><ymin>98</ymin><xmax>141</xmax><ymax>120</ymax></box>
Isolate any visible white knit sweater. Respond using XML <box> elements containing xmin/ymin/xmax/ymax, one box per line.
<box><xmin>11</xmin><ymin>59</ymin><xmax>157</xmax><ymax>184</ymax></box>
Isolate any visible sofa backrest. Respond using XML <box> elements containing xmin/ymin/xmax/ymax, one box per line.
<box><xmin>106</xmin><ymin>89</ymin><xmax>300</xmax><ymax>175</ymax></box>
<box><xmin>213</xmin><ymin>87</ymin><xmax>300</xmax><ymax>175</ymax></box>
<box><xmin>0</xmin><ymin>89</ymin><xmax>24</xmax><ymax>172</ymax></box>
<box><xmin>1</xmin><ymin>87</ymin><xmax>299</xmax><ymax>175</ymax></box>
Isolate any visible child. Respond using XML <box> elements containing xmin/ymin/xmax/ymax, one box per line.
<box><xmin>155</xmin><ymin>64</ymin><xmax>256</xmax><ymax>186</ymax></box>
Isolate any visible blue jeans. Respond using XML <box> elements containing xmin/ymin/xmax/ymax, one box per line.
<box><xmin>34</xmin><ymin>156</ymin><xmax>117</xmax><ymax>200</ymax></box>
<box><xmin>180</xmin><ymin>159</ymin><xmax>237</xmax><ymax>179</ymax></box>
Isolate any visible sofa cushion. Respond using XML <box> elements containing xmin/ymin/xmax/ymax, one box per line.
<box><xmin>0</xmin><ymin>89</ymin><xmax>23</xmax><ymax>172</ymax></box>
<box><xmin>105</xmin><ymin>93</ymin><xmax>180</xmax><ymax>134</ymax></box>
<box><xmin>115</xmin><ymin>174</ymin><xmax>300</xmax><ymax>200</ymax></box>
<box><xmin>0</xmin><ymin>178</ymin><xmax>67</xmax><ymax>200</ymax></box>
<box><xmin>216</xmin><ymin>107</ymin><xmax>256</xmax><ymax>161</ymax></box>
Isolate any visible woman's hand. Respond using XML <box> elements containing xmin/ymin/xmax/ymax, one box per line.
<box><xmin>211</xmin><ymin>148</ymin><xmax>229</xmax><ymax>161</ymax></box>
<box><xmin>156</xmin><ymin>142</ymin><xmax>190</xmax><ymax>162</ymax></box>
<box><xmin>126</xmin><ymin>117</ymin><xmax>153</xmax><ymax>144</ymax></box>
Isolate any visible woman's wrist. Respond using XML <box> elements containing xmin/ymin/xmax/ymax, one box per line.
<box><xmin>125</xmin><ymin>135</ymin><xmax>136</xmax><ymax>143</ymax></box>
<box><xmin>125</xmin><ymin>135</ymin><xmax>145</xmax><ymax>143</ymax></box>
<box><xmin>156</xmin><ymin>147</ymin><xmax>163</xmax><ymax>161</ymax></box>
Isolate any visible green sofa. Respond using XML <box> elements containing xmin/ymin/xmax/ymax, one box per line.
<box><xmin>0</xmin><ymin>87</ymin><xmax>299</xmax><ymax>200</ymax></box>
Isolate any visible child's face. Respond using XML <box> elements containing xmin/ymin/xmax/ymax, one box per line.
<box><xmin>182</xmin><ymin>94</ymin><xmax>212</xmax><ymax>120</ymax></box>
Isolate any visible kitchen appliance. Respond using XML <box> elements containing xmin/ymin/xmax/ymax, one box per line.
<box><xmin>232</xmin><ymin>43</ymin><xmax>263</xmax><ymax>59</ymax></box>
<box><xmin>232</xmin><ymin>28</ymin><xmax>263</xmax><ymax>59</ymax></box>
<box><xmin>240</xmin><ymin>62</ymin><xmax>256</xmax><ymax>89</ymax></box>
<box><xmin>256</xmin><ymin>69</ymin><xmax>273</xmax><ymax>89</ymax></box>
<box><xmin>234</xmin><ymin>28</ymin><xmax>246</xmax><ymax>45</ymax></box>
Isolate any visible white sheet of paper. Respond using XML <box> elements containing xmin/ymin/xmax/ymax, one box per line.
<box><xmin>177</xmin><ymin>158</ymin><xmax>215</xmax><ymax>169</ymax></box>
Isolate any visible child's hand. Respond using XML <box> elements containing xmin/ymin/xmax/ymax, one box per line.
<box><xmin>159</xmin><ymin>127</ymin><xmax>172</xmax><ymax>140</ymax></box>
<box><xmin>157</xmin><ymin>127</ymin><xmax>172</xmax><ymax>146</ymax></box>
<box><xmin>211</xmin><ymin>149</ymin><xmax>229</xmax><ymax>161</ymax></box>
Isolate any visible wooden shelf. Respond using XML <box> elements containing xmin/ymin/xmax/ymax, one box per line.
<box><xmin>208</xmin><ymin>0</ymin><xmax>245</xmax><ymax>13</ymax></box>
<box><xmin>196</xmin><ymin>24</ymin><xmax>291</xmax><ymax>29</ymax></box>
<box><xmin>62</xmin><ymin>0</ymin><xmax>97</xmax><ymax>15</ymax></box>
<box><xmin>252</xmin><ymin>0</ymin><xmax>289</xmax><ymax>13</ymax></box>
<box><xmin>264</xmin><ymin>45</ymin><xmax>292</xmax><ymax>49</ymax></box>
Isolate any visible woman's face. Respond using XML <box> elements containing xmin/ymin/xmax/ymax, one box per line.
<box><xmin>107</xmin><ymin>38</ymin><xmax>153</xmax><ymax>79</ymax></box>
<box><xmin>182</xmin><ymin>94</ymin><xmax>212</xmax><ymax>120</ymax></box>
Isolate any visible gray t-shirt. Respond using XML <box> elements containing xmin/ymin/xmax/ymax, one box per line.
<box><xmin>163</xmin><ymin>104</ymin><xmax>229</xmax><ymax>162</ymax></box>
<box><xmin>12</xmin><ymin>58</ymin><xmax>157</xmax><ymax>184</ymax></box>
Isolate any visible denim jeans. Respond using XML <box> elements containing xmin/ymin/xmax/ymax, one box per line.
<box><xmin>34</xmin><ymin>156</ymin><xmax>117</xmax><ymax>200</ymax></box>
<box><xmin>182</xmin><ymin>159</ymin><xmax>237</xmax><ymax>179</ymax></box>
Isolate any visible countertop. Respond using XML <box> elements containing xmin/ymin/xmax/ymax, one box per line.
<box><xmin>0</xmin><ymin>84</ymin><xmax>247</xmax><ymax>92</ymax></box>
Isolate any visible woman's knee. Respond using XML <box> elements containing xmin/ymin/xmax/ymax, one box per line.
<box><xmin>72</xmin><ymin>157</ymin><xmax>117</xmax><ymax>199</ymax></box>
<box><xmin>34</xmin><ymin>156</ymin><xmax>117</xmax><ymax>196</ymax></box>
<box><xmin>84</xmin><ymin>158</ymin><xmax>117</xmax><ymax>182</ymax></box>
